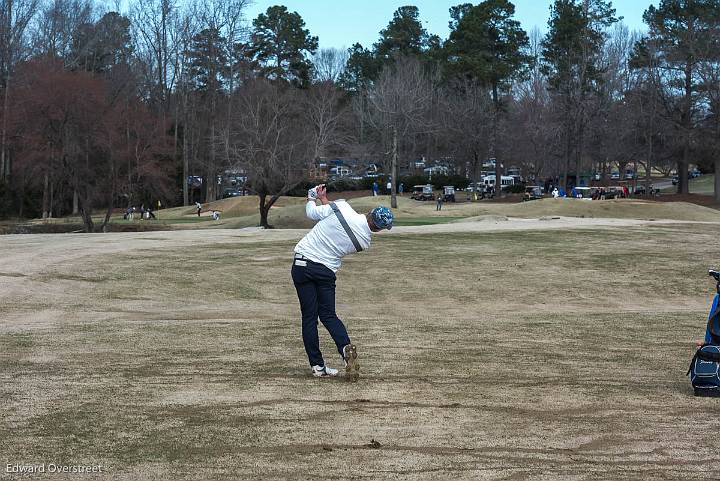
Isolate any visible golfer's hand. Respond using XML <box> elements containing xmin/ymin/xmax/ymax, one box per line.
<box><xmin>696</xmin><ymin>339</ymin><xmax>705</xmax><ymax>347</ymax></box>
<box><xmin>316</xmin><ymin>184</ymin><xmax>328</xmax><ymax>203</ymax></box>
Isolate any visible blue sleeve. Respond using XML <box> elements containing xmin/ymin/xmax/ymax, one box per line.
<box><xmin>705</xmin><ymin>294</ymin><xmax>719</xmax><ymax>344</ymax></box>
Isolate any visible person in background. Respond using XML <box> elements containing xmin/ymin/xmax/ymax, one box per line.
<box><xmin>196</xmin><ymin>201</ymin><xmax>202</xmax><ymax>217</ymax></box>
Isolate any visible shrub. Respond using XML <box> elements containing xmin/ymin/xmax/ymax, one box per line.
<box><xmin>360</xmin><ymin>176</ymin><xmax>382</xmax><ymax>190</ymax></box>
<box><xmin>286</xmin><ymin>181</ymin><xmax>316</xmax><ymax>197</ymax></box>
<box><xmin>505</xmin><ymin>183</ymin><xmax>526</xmax><ymax>194</ymax></box>
<box><xmin>399</xmin><ymin>175</ymin><xmax>429</xmax><ymax>189</ymax></box>
<box><xmin>326</xmin><ymin>178</ymin><xmax>362</xmax><ymax>192</ymax></box>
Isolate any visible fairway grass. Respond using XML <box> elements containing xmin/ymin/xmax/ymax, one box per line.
<box><xmin>391</xmin><ymin>216</ymin><xmax>465</xmax><ymax>226</ymax></box>
<box><xmin>689</xmin><ymin>174</ymin><xmax>715</xmax><ymax>195</ymax></box>
<box><xmin>2</xmin><ymin>222</ymin><xmax>720</xmax><ymax>480</ymax></box>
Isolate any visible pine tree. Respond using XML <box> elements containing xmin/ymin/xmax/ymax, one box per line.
<box><xmin>634</xmin><ymin>0</ymin><xmax>720</xmax><ymax>194</ymax></box>
<box><xmin>185</xmin><ymin>27</ymin><xmax>227</xmax><ymax>93</ymax></box>
<box><xmin>444</xmin><ymin>0</ymin><xmax>531</xmax><ymax>196</ymax></box>
<box><xmin>71</xmin><ymin>12</ymin><xmax>133</xmax><ymax>74</ymax></box>
<box><xmin>250</xmin><ymin>6</ymin><xmax>318</xmax><ymax>87</ymax></box>
<box><xmin>541</xmin><ymin>0</ymin><xmax>617</xmax><ymax>188</ymax></box>
<box><xmin>374</xmin><ymin>6</ymin><xmax>429</xmax><ymax>60</ymax></box>
<box><xmin>341</xmin><ymin>6</ymin><xmax>434</xmax><ymax>90</ymax></box>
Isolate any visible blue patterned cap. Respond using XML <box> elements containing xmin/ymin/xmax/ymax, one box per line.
<box><xmin>371</xmin><ymin>206</ymin><xmax>393</xmax><ymax>230</ymax></box>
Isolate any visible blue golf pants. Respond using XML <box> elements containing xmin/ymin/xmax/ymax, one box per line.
<box><xmin>291</xmin><ymin>258</ymin><xmax>351</xmax><ymax>367</ymax></box>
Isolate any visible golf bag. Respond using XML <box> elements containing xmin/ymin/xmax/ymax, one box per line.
<box><xmin>688</xmin><ymin>270</ymin><xmax>720</xmax><ymax>397</ymax></box>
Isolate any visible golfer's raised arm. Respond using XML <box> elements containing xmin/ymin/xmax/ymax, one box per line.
<box><xmin>306</xmin><ymin>202</ymin><xmax>333</xmax><ymax>220</ymax></box>
<box><xmin>305</xmin><ymin>184</ymin><xmax>333</xmax><ymax>220</ymax></box>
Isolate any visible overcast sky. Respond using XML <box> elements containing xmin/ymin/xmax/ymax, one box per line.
<box><xmin>243</xmin><ymin>0</ymin><xmax>651</xmax><ymax>50</ymax></box>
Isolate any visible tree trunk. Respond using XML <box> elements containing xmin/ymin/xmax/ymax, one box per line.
<box><xmin>259</xmin><ymin>193</ymin><xmax>282</xmax><ymax>229</ymax></box>
<box><xmin>0</xmin><ymin>70</ymin><xmax>10</xmax><ymax>182</ymax></box>
<box><xmin>208</xmin><ymin>120</ymin><xmax>216</xmax><ymax>202</ymax></box>
<box><xmin>0</xmin><ymin>0</ymin><xmax>10</xmax><ymax>181</ymax></box>
<box><xmin>42</xmin><ymin>172</ymin><xmax>49</xmax><ymax>219</ymax></box>
<box><xmin>679</xmin><ymin>59</ymin><xmax>693</xmax><ymax>195</ymax></box>
<box><xmin>715</xmin><ymin>158</ymin><xmax>720</xmax><ymax>203</ymax></box>
<box><xmin>78</xmin><ymin>194</ymin><xmax>94</xmax><ymax>233</ymax></box>
<box><xmin>575</xmin><ymin>120</ymin><xmax>584</xmax><ymax>188</ymax></box>
<box><xmin>259</xmin><ymin>194</ymin><xmax>270</xmax><ymax>228</ymax></box>
<box><xmin>100</xmin><ymin>203</ymin><xmax>113</xmax><ymax>232</ymax></box>
<box><xmin>645</xmin><ymin>134</ymin><xmax>653</xmax><ymax>194</ymax></box>
<box><xmin>562</xmin><ymin>122</ymin><xmax>571</xmax><ymax>189</ymax></box>
<box><xmin>206</xmin><ymin>87</ymin><xmax>217</xmax><ymax>203</ymax></box>
<box><xmin>491</xmin><ymin>83</ymin><xmax>501</xmax><ymax>198</ymax></box>
<box><xmin>17</xmin><ymin>178</ymin><xmax>23</xmax><ymax>218</ymax></box>
<box><xmin>3</xmin><ymin>147</ymin><xmax>8</xmax><ymax>179</ymax></box>
<box><xmin>100</xmin><ymin>152</ymin><xmax>116</xmax><ymax>233</ymax></box>
<box><xmin>72</xmin><ymin>188</ymin><xmax>79</xmax><ymax>214</ymax></box>
<box><xmin>391</xmin><ymin>125</ymin><xmax>398</xmax><ymax>209</ymax></box>
<box><xmin>99</xmin><ymin>200</ymin><xmax>113</xmax><ymax>233</ymax></box>
<box><xmin>182</xmin><ymin>97</ymin><xmax>189</xmax><ymax>206</ymax></box>
<box><xmin>79</xmin><ymin>141</ymin><xmax>94</xmax><ymax>232</ymax></box>
<box><xmin>471</xmin><ymin>151</ymin><xmax>480</xmax><ymax>200</ymax></box>
<box><xmin>173</xmin><ymin>101</ymin><xmax>179</xmax><ymax>205</ymax></box>
<box><xmin>678</xmin><ymin>143</ymin><xmax>689</xmax><ymax>195</ymax></box>
<box><xmin>49</xmin><ymin>176</ymin><xmax>53</xmax><ymax>218</ymax></box>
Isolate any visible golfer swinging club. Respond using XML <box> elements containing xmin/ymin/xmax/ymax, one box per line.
<box><xmin>292</xmin><ymin>184</ymin><xmax>393</xmax><ymax>381</ymax></box>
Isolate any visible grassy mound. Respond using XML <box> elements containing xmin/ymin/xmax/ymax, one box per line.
<box><xmin>431</xmin><ymin>198</ymin><xmax>720</xmax><ymax>222</ymax></box>
<box><xmin>170</xmin><ymin>195</ymin><xmax>720</xmax><ymax>229</ymax></box>
<box><xmin>16</xmin><ymin>194</ymin><xmax>716</xmax><ymax>234</ymax></box>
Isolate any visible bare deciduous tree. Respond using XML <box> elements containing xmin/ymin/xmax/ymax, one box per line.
<box><xmin>439</xmin><ymin>81</ymin><xmax>492</xmax><ymax>188</ymax></box>
<box><xmin>312</xmin><ymin>47</ymin><xmax>349</xmax><ymax>83</ymax></box>
<box><xmin>1</xmin><ymin>0</ymin><xmax>40</xmax><ymax>182</ymax></box>
<box><xmin>304</xmin><ymin>80</ymin><xmax>350</xmax><ymax>165</ymax></box>
<box><xmin>363</xmin><ymin>56</ymin><xmax>436</xmax><ymax>208</ymax></box>
<box><xmin>131</xmin><ymin>0</ymin><xmax>178</xmax><ymax>108</ymax></box>
<box><xmin>229</xmin><ymin>79</ymin><xmax>310</xmax><ymax>228</ymax></box>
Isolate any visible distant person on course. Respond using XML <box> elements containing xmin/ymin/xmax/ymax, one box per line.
<box><xmin>291</xmin><ymin>184</ymin><xmax>393</xmax><ymax>381</ymax></box>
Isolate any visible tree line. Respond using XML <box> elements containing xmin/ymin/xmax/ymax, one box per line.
<box><xmin>0</xmin><ymin>0</ymin><xmax>719</xmax><ymax>230</ymax></box>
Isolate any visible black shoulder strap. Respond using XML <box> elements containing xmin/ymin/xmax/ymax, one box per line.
<box><xmin>329</xmin><ymin>202</ymin><xmax>363</xmax><ymax>252</ymax></box>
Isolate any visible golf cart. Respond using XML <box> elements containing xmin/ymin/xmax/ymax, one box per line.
<box><xmin>411</xmin><ymin>184</ymin><xmax>434</xmax><ymax>201</ymax></box>
<box><xmin>602</xmin><ymin>186</ymin><xmax>622</xmax><ymax>199</ymax></box>
<box><xmin>523</xmin><ymin>185</ymin><xmax>543</xmax><ymax>201</ymax></box>
<box><xmin>573</xmin><ymin>186</ymin><xmax>593</xmax><ymax>199</ymax></box>
<box><xmin>443</xmin><ymin>186</ymin><xmax>456</xmax><ymax>202</ymax></box>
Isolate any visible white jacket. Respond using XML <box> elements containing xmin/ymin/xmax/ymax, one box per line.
<box><xmin>294</xmin><ymin>200</ymin><xmax>372</xmax><ymax>272</ymax></box>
